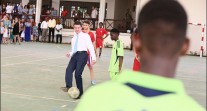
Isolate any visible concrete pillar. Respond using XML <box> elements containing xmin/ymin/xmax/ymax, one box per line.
<box><xmin>135</xmin><ymin>0</ymin><xmax>141</xmax><ymax>25</ymax></box>
<box><xmin>22</xmin><ymin>0</ymin><xmax>29</xmax><ymax>6</ymax></box>
<box><xmin>52</xmin><ymin>0</ymin><xmax>60</xmax><ymax>16</ymax></box>
<box><xmin>35</xmin><ymin>0</ymin><xmax>42</xmax><ymax>25</ymax></box>
<box><xmin>99</xmin><ymin>0</ymin><xmax>106</xmax><ymax>23</ymax></box>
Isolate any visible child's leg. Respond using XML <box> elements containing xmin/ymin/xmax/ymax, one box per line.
<box><xmin>56</xmin><ymin>34</ymin><xmax>58</xmax><ymax>43</ymax></box>
<box><xmin>60</xmin><ymin>35</ymin><xmax>62</xmax><ymax>44</ymax></box>
<box><xmin>14</xmin><ymin>35</ymin><xmax>16</xmax><ymax>44</ymax></box>
<box><xmin>99</xmin><ymin>48</ymin><xmax>102</xmax><ymax>57</ymax></box>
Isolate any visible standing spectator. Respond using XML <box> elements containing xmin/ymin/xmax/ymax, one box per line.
<box><xmin>40</xmin><ymin>17</ymin><xmax>48</xmax><ymax>42</ymax></box>
<box><xmin>28</xmin><ymin>4</ymin><xmax>34</xmax><ymax>19</ymax></box>
<box><xmin>24</xmin><ymin>18</ymin><xmax>31</xmax><ymax>41</ymax></box>
<box><xmin>48</xmin><ymin>16</ymin><xmax>56</xmax><ymax>43</ymax></box>
<box><xmin>3</xmin><ymin>15</ymin><xmax>11</xmax><ymax>35</ymax></box>
<box><xmin>91</xmin><ymin>6</ymin><xmax>98</xmax><ymax>30</ymax></box>
<box><xmin>0</xmin><ymin>5</ymin><xmax>2</xmax><ymax>13</ymax></box>
<box><xmin>22</xmin><ymin>5</ymin><xmax>28</xmax><ymax>19</ymax></box>
<box><xmin>6</xmin><ymin>3</ymin><xmax>13</xmax><ymax>14</ymax></box>
<box><xmin>55</xmin><ymin>19</ymin><xmax>63</xmax><ymax>44</ymax></box>
<box><xmin>37</xmin><ymin>19</ymin><xmax>42</xmax><ymax>41</ymax></box>
<box><xmin>19</xmin><ymin>19</ymin><xmax>25</xmax><ymax>42</ymax></box>
<box><xmin>0</xmin><ymin>22</ymin><xmax>4</xmax><ymax>44</ymax></box>
<box><xmin>125</xmin><ymin>8</ymin><xmax>133</xmax><ymax>30</ymax></box>
<box><xmin>10</xmin><ymin>26</ymin><xmax>14</xmax><ymax>44</ymax></box>
<box><xmin>32</xmin><ymin>22</ymin><xmax>38</xmax><ymax>42</ymax></box>
<box><xmin>2</xmin><ymin>24</ymin><xmax>9</xmax><ymax>44</ymax></box>
<box><xmin>18</xmin><ymin>3</ymin><xmax>24</xmax><ymax>15</ymax></box>
<box><xmin>13</xmin><ymin>4</ymin><xmax>18</xmax><ymax>13</ymax></box>
<box><xmin>51</xmin><ymin>8</ymin><xmax>57</xmax><ymax>16</ymax></box>
<box><xmin>2</xmin><ymin>4</ymin><xmax>6</xmax><ymax>17</ymax></box>
<box><xmin>61</xmin><ymin>7</ymin><xmax>68</xmax><ymax>27</ymax></box>
<box><xmin>72</xmin><ymin>7</ymin><xmax>81</xmax><ymax>22</ymax></box>
<box><xmin>12</xmin><ymin>17</ymin><xmax>21</xmax><ymax>45</ymax></box>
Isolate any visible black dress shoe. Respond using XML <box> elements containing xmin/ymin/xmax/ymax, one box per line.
<box><xmin>60</xmin><ymin>87</ymin><xmax>70</xmax><ymax>92</ymax></box>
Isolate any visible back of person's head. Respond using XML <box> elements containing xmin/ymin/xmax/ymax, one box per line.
<box><xmin>138</xmin><ymin>0</ymin><xmax>188</xmax><ymax>58</ymax></box>
<box><xmin>110</xmin><ymin>28</ymin><xmax>120</xmax><ymax>35</ymax></box>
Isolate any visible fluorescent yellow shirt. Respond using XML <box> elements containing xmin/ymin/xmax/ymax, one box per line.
<box><xmin>109</xmin><ymin>40</ymin><xmax>124</xmax><ymax>72</ymax></box>
<box><xmin>75</xmin><ymin>70</ymin><xmax>205</xmax><ymax>111</ymax></box>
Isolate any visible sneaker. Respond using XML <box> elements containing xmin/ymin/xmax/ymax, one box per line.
<box><xmin>91</xmin><ymin>80</ymin><xmax>96</xmax><ymax>85</ymax></box>
<box><xmin>60</xmin><ymin>87</ymin><xmax>70</xmax><ymax>92</ymax></box>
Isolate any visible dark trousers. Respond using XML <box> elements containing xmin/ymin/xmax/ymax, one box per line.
<box><xmin>0</xmin><ymin>34</ymin><xmax>3</xmax><ymax>44</ymax></box>
<box><xmin>92</xmin><ymin>19</ymin><xmax>96</xmax><ymax>30</ymax></box>
<box><xmin>65</xmin><ymin>51</ymin><xmax>88</xmax><ymax>97</ymax></box>
<box><xmin>48</xmin><ymin>28</ymin><xmax>55</xmax><ymax>43</ymax></box>
<box><xmin>56</xmin><ymin>34</ymin><xmax>62</xmax><ymax>44</ymax></box>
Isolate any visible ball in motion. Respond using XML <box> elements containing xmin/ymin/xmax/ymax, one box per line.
<box><xmin>68</xmin><ymin>87</ymin><xmax>80</xmax><ymax>99</ymax></box>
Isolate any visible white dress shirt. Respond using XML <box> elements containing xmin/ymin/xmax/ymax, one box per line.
<box><xmin>48</xmin><ymin>19</ymin><xmax>56</xmax><ymax>28</ymax></box>
<box><xmin>41</xmin><ymin>21</ymin><xmax>48</xmax><ymax>29</ymax></box>
<box><xmin>70</xmin><ymin>32</ymin><xmax>96</xmax><ymax>61</ymax></box>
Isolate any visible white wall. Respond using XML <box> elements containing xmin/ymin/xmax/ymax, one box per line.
<box><xmin>22</xmin><ymin>0</ymin><xmax>29</xmax><ymax>6</ymax></box>
<box><xmin>138</xmin><ymin>0</ymin><xmax>206</xmax><ymax>25</ymax></box>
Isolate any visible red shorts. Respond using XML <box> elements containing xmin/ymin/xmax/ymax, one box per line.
<box><xmin>96</xmin><ymin>39</ymin><xmax>103</xmax><ymax>48</ymax></box>
<box><xmin>133</xmin><ymin>58</ymin><xmax>140</xmax><ymax>71</ymax></box>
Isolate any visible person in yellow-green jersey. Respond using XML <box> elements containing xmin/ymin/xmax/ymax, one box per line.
<box><xmin>75</xmin><ymin>0</ymin><xmax>205</xmax><ymax>111</ymax></box>
<box><xmin>108</xmin><ymin>28</ymin><xmax>124</xmax><ymax>81</ymax></box>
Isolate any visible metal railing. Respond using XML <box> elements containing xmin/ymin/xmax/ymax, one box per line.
<box><xmin>0</xmin><ymin>13</ymin><xmax>127</xmax><ymax>32</ymax></box>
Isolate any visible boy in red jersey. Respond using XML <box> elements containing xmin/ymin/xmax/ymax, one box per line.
<box><xmin>95</xmin><ymin>22</ymin><xmax>109</xmax><ymax>57</ymax></box>
<box><xmin>82</xmin><ymin>21</ymin><xmax>96</xmax><ymax>85</ymax></box>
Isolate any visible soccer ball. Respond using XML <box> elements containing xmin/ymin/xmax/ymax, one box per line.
<box><xmin>68</xmin><ymin>87</ymin><xmax>80</xmax><ymax>99</ymax></box>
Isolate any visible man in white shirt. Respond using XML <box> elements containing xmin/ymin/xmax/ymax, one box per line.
<box><xmin>48</xmin><ymin>16</ymin><xmax>56</xmax><ymax>43</ymax></box>
<box><xmin>91</xmin><ymin>6</ymin><xmax>98</xmax><ymax>30</ymax></box>
<box><xmin>40</xmin><ymin>17</ymin><xmax>48</xmax><ymax>42</ymax></box>
<box><xmin>61</xmin><ymin>21</ymin><xmax>96</xmax><ymax>99</ymax></box>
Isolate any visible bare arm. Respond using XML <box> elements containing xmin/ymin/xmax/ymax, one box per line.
<box><xmin>119</xmin><ymin>56</ymin><xmax>123</xmax><ymax>73</ymax></box>
<box><xmin>103</xmin><ymin>34</ymin><xmax>109</xmax><ymax>39</ymax></box>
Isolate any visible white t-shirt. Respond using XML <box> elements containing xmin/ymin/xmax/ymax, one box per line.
<box><xmin>91</xmin><ymin>9</ymin><xmax>98</xmax><ymax>18</ymax></box>
<box><xmin>55</xmin><ymin>24</ymin><xmax>63</xmax><ymax>35</ymax></box>
<box><xmin>6</xmin><ymin>5</ymin><xmax>13</xmax><ymax>13</ymax></box>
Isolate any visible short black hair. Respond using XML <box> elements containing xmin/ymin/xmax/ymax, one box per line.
<box><xmin>138</xmin><ymin>0</ymin><xmax>188</xmax><ymax>56</ymax></box>
<box><xmin>110</xmin><ymin>28</ymin><xmax>120</xmax><ymax>35</ymax></box>
<box><xmin>74</xmin><ymin>21</ymin><xmax>82</xmax><ymax>26</ymax></box>
<box><xmin>83</xmin><ymin>20</ymin><xmax>90</xmax><ymax>25</ymax></box>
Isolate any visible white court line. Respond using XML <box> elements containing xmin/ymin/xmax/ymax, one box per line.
<box><xmin>1</xmin><ymin>54</ymin><xmax>36</xmax><ymax>59</ymax></box>
<box><xmin>1</xmin><ymin>56</ymin><xmax>65</xmax><ymax>67</ymax></box>
<box><xmin>27</xmin><ymin>63</ymin><xmax>66</xmax><ymax>68</ymax></box>
<box><xmin>1</xmin><ymin>91</ymin><xmax>79</xmax><ymax>102</ymax></box>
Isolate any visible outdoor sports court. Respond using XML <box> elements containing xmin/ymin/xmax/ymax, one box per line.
<box><xmin>1</xmin><ymin>42</ymin><xmax>206</xmax><ymax>111</ymax></box>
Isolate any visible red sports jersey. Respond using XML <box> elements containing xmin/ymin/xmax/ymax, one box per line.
<box><xmin>96</xmin><ymin>28</ymin><xmax>108</xmax><ymax>39</ymax></box>
<box><xmin>133</xmin><ymin>53</ymin><xmax>140</xmax><ymax>71</ymax></box>
<box><xmin>88</xmin><ymin>31</ymin><xmax>95</xmax><ymax>43</ymax></box>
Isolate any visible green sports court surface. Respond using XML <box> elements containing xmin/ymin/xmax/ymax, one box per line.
<box><xmin>1</xmin><ymin>42</ymin><xmax>206</xmax><ymax>111</ymax></box>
